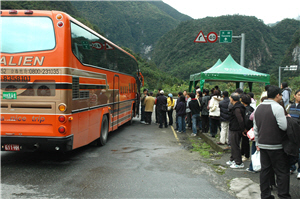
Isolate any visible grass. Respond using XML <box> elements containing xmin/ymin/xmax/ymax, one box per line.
<box><xmin>189</xmin><ymin>138</ymin><xmax>213</xmax><ymax>158</ymax></box>
<box><xmin>189</xmin><ymin>137</ymin><xmax>226</xmax><ymax>175</ymax></box>
<box><xmin>212</xmin><ymin>164</ymin><xmax>226</xmax><ymax>175</ymax></box>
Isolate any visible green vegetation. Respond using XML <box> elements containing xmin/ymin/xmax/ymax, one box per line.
<box><xmin>123</xmin><ymin>47</ymin><xmax>189</xmax><ymax>92</ymax></box>
<box><xmin>212</xmin><ymin>164</ymin><xmax>226</xmax><ymax>175</ymax></box>
<box><xmin>71</xmin><ymin>1</ymin><xmax>191</xmax><ymax>57</ymax></box>
<box><xmin>153</xmin><ymin>15</ymin><xmax>300</xmax><ymax>84</ymax></box>
<box><xmin>189</xmin><ymin>138</ymin><xmax>225</xmax><ymax>175</ymax></box>
<box><xmin>189</xmin><ymin>138</ymin><xmax>213</xmax><ymax>158</ymax></box>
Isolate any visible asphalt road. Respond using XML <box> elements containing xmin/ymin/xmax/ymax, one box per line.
<box><xmin>1</xmin><ymin>117</ymin><xmax>235</xmax><ymax>198</ymax></box>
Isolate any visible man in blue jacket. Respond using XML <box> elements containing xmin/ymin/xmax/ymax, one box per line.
<box><xmin>254</xmin><ymin>85</ymin><xmax>291</xmax><ymax>199</ymax></box>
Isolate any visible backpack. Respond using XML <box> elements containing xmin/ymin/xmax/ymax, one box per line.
<box><xmin>197</xmin><ymin>98</ymin><xmax>202</xmax><ymax>111</ymax></box>
<box><xmin>244</xmin><ymin>106</ymin><xmax>254</xmax><ymax>130</ymax></box>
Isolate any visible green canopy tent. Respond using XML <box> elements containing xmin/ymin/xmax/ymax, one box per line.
<box><xmin>189</xmin><ymin>59</ymin><xmax>222</xmax><ymax>92</ymax></box>
<box><xmin>189</xmin><ymin>54</ymin><xmax>270</xmax><ymax>92</ymax></box>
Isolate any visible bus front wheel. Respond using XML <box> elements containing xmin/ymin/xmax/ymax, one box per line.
<box><xmin>97</xmin><ymin>115</ymin><xmax>108</xmax><ymax>146</ymax></box>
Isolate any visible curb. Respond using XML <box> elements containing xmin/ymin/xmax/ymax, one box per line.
<box><xmin>197</xmin><ymin>132</ymin><xmax>231</xmax><ymax>153</ymax></box>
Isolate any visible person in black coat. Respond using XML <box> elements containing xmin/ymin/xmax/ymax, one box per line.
<box><xmin>227</xmin><ymin>92</ymin><xmax>246</xmax><ymax>169</ymax></box>
<box><xmin>175</xmin><ymin>95</ymin><xmax>186</xmax><ymax>133</ymax></box>
<box><xmin>188</xmin><ymin>93</ymin><xmax>201</xmax><ymax>136</ymax></box>
<box><xmin>240</xmin><ymin>94</ymin><xmax>254</xmax><ymax>161</ymax></box>
<box><xmin>201</xmin><ymin>89</ymin><xmax>210</xmax><ymax>133</ymax></box>
<box><xmin>286</xmin><ymin>89</ymin><xmax>300</xmax><ymax>179</ymax></box>
<box><xmin>156</xmin><ymin>90</ymin><xmax>168</xmax><ymax>128</ymax></box>
<box><xmin>218</xmin><ymin>91</ymin><xmax>230</xmax><ymax>145</ymax></box>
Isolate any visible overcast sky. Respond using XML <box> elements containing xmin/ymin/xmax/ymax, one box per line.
<box><xmin>162</xmin><ymin>0</ymin><xmax>300</xmax><ymax>24</ymax></box>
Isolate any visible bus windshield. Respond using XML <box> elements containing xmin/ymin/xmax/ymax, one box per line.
<box><xmin>0</xmin><ymin>17</ymin><xmax>56</xmax><ymax>53</ymax></box>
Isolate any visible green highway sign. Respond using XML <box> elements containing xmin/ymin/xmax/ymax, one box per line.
<box><xmin>220</xmin><ymin>30</ymin><xmax>232</xmax><ymax>43</ymax></box>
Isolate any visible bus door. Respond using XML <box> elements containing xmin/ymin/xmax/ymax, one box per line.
<box><xmin>113</xmin><ymin>75</ymin><xmax>120</xmax><ymax>130</ymax></box>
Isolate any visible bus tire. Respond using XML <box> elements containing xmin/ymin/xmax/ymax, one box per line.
<box><xmin>97</xmin><ymin>115</ymin><xmax>108</xmax><ymax>146</ymax></box>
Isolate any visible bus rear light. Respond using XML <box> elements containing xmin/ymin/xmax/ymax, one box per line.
<box><xmin>68</xmin><ymin>116</ymin><xmax>73</xmax><ymax>122</ymax></box>
<box><xmin>9</xmin><ymin>10</ymin><xmax>18</xmax><ymax>14</ymax></box>
<box><xmin>57</xmin><ymin>21</ymin><xmax>64</xmax><ymax>28</ymax></box>
<box><xmin>24</xmin><ymin>10</ymin><xmax>33</xmax><ymax>14</ymax></box>
<box><xmin>58</xmin><ymin>103</ymin><xmax>67</xmax><ymax>112</ymax></box>
<box><xmin>58</xmin><ymin>115</ymin><xmax>66</xmax><ymax>123</ymax></box>
<box><xmin>58</xmin><ymin>126</ymin><xmax>66</xmax><ymax>134</ymax></box>
<box><xmin>56</xmin><ymin>14</ymin><xmax>63</xmax><ymax>20</ymax></box>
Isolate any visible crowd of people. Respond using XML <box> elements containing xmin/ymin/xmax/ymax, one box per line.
<box><xmin>139</xmin><ymin>83</ymin><xmax>300</xmax><ymax>199</ymax></box>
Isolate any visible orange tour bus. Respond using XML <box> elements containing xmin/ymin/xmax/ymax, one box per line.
<box><xmin>0</xmin><ymin>10</ymin><xmax>143</xmax><ymax>152</ymax></box>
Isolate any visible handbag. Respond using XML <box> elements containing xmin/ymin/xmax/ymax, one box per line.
<box><xmin>251</xmin><ymin>150</ymin><xmax>261</xmax><ymax>171</ymax></box>
<box><xmin>247</xmin><ymin>128</ymin><xmax>255</xmax><ymax>141</ymax></box>
<box><xmin>167</xmin><ymin>106</ymin><xmax>172</xmax><ymax>111</ymax></box>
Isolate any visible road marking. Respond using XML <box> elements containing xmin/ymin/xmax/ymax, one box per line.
<box><xmin>171</xmin><ymin>126</ymin><xmax>181</xmax><ymax>146</ymax></box>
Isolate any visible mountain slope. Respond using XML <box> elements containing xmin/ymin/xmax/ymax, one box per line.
<box><xmin>152</xmin><ymin>15</ymin><xmax>300</xmax><ymax>80</ymax></box>
<box><xmin>148</xmin><ymin>1</ymin><xmax>191</xmax><ymax>22</ymax></box>
<box><xmin>71</xmin><ymin>1</ymin><xmax>192</xmax><ymax>58</ymax></box>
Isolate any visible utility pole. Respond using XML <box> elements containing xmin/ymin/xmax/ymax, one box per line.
<box><xmin>232</xmin><ymin>33</ymin><xmax>245</xmax><ymax>89</ymax></box>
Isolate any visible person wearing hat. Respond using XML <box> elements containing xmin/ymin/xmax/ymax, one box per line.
<box><xmin>140</xmin><ymin>88</ymin><xmax>148</xmax><ymax>124</ymax></box>
<box><xmin>155</xmin><ymin>90</ymin><xmax>168</xmax><ymax>128</ymax></box>
<box><xmin>167</xmin><ymin>93</ymin><xmax>175</xmax><ymax>126</ymax></box>
<box><xmin>144</xmin><ymin>91</ymin><xmax>155</xmax><ymax>124</ymax></box>
<box><xmin>254</xmin><ymin>85</ymin><xmax>291</xmax><ymax>199</ymax></box>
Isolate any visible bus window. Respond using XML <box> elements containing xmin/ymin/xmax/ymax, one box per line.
<box><xmin>0</xmin><ymin>17</ymin><xmax>56</xmax><ymax>53</ymax></box>
<box><xmin>71</xmin><ymin>22</ymin><xmax>107</xmax><ymax>68</ymax></box>
<box><xmin>70</xmin><ymin>22</ymin><xmax>138</xmax><ymax>76</ymax></box>
<box><xmin>113</xmin><ymin>50</ymin><xmax>138</xmax><ymax>76</ymax></box>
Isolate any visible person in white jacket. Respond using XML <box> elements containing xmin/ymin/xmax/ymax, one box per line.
<box><xmin>209</xmin><ymin>90</ymin><xmax>223</xmax><ymax>137</ymax></box>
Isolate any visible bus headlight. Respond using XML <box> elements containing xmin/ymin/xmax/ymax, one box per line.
<box><xmin>58</xmin><ymin>103</ymin><xmax>67</xmax><ymax>112</ymax></box>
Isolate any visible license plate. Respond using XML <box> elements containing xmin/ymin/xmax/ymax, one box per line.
<box><xmin>3</xmin><ymin>92</ymin><xmax>17</xmax><ymax>99</ymax></box>
<box><xmin>4</xmin><ymin>144</ymin><xmax>20</xmax><ymax>151</ymax></box>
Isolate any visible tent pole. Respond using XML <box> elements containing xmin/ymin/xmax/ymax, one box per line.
<box><xmin>248</xmin><ymin>82</ymin><xmax>253</xmax><ymax>92</ymax></box>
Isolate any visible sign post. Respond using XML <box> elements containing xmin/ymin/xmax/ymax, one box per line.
<box><xmin>219</xmin><ymin>30</ymin><xmax>232</xmax><ymax>43</ymax></box>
